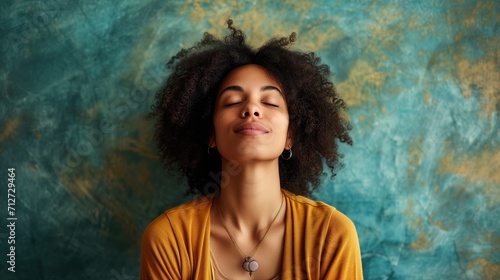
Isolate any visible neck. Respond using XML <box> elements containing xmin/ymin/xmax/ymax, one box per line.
<box><xmin>216</xmin><ymin>158</ymin><xmax>284</xmax><ymax>234</ymax></box>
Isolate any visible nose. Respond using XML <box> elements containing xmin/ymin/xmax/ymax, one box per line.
<box><xmin>241</xmin><ymin>102</ymin><xmax>261</xmax><ymax>118</ymax></box>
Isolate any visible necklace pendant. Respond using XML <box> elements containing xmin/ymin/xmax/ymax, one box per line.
<box><xmin>242</xmin><ymin>257</ymin><xmax>259</xmax><ymax>276</ymax></box>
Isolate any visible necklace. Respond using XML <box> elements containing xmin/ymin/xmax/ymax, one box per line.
<box><xmin>215</xmin><ymin>192</ymin><xmax>284</xmax><ymax>277</ymax></box>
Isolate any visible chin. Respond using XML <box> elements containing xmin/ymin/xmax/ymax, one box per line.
<box><xmin>218</xmin><ymin>144</ymin><xmax>282</xmax><ymax>161</ymax></box>
<box><xmin>223</xmin><ymin>152</ymin><xmax>281</xmax><ymax>164</ymax></box>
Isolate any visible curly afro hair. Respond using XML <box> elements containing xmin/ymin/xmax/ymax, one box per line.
<box><xmin>148</xmin><ymin>19</ymin><xmax>352</xmax><ymax>198</ymax></box>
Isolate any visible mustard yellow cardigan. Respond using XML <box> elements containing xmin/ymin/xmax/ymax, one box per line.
<box><xmin>140</xmin><ymin>189</ymin><xmax>363</xmax><ymax>279</ymax></box>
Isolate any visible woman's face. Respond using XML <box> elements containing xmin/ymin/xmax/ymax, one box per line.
<box><xmin>210</xmin><ymin>64</ymin><xmax>292</xmax><ymax>163</ymax></box>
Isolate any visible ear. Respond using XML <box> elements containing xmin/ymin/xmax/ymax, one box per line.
<box><xmin>285</xmin><ymin>130</ymin><xmax>293</xmax><ymax>149</ymax></box>
<box><xmin>208</xmin><ymin>134</ymin><xmax>216</xmax><ymax>148</ymax></box>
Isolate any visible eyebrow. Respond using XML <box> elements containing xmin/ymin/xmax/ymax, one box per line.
<box><xmin>219</xmin><ymin>85</ymin><xmax>283</xmax><ymax>96</ymax></box>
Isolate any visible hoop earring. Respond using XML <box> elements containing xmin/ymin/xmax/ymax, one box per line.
<box><xmin>281</xmin><ymin>148</ymin><xmax>292</xmax><ymax>160</ymax></box>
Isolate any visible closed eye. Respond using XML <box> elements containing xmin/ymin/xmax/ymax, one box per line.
<box><xmin>224</xmin><ymin>102</ymin><xmax>241</xmax><ymax>107</ymax></box>
<box><xmin>263</xmin><ymin>102</ymin><xmax>279</xmax><ymax>107</ymax></box>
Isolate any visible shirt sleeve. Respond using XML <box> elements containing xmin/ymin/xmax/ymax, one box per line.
<box><xmin>140</xmin><ymin>213</ymin><xmax>182</xmax><ymax>280</ymax></box>
<box><xmin>321</xmin><ymin>209</ymin><xmax>364</xmax><ymax>280</ymax></box>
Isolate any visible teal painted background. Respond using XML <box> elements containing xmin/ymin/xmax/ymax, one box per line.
<box><xmin>1</xmin><ymin>0</ymin><xmax>499</xmax><ymax>279</ymax></box>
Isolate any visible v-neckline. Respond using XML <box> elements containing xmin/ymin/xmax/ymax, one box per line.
<box><xmin>207</xmin><ymin>191</ymin><xmax>289</xmax><ymax>280</ymax></box>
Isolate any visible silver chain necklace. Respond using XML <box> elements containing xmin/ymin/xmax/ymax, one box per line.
<box><xmin>215</xmin><ymin>193</ymin><xmax>284</xmax><ymax>277</ymax></box>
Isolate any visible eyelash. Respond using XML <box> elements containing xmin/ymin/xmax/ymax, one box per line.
<box><xmin>224</xmin><ymin>102</ymin><xmax>241</xmax><ymax>107</ymax></box>
<box><xmin>224</xmin><ymin>102</ymin><xmax>278</xmax><ymax>107</ymax></box>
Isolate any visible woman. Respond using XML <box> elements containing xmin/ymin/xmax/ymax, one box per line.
<box><xmin>141</xmin><ymin>19</ymin><xmax>363</xmax><ymax>279</ymax></box>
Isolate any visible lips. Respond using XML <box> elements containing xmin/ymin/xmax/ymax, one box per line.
<box><xmin>234</xmin><ymin>122</ymin><xmax>269</xmax><ymax>135</ymax></box>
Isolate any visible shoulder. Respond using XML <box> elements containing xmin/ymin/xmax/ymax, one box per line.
<box><xmin>283</xmin><ymin>189</ymin><xmax>357</xmax><ymax>236</ymax></box>
<box><xmin>282</xmin><ymin>190</ymin><xmax>363</xmax><ymax>279</ymax></box>
<box><xmin>283</xmin><ymin>189</ymin><xmax>334</xmax><ymax>210</ymax></box>
<box><xmin>143</xmin><ymin>195</ymin><xmax>213</xmax><ymax>239</ymax></box>
<box><xmin>163</xmin><ymin>195</ymin><xmax>213</xmax><ymax>219</ymax></box>
<box><xmin>140</xmin><ymin>196</ymin><xmax>214</xmax><ymax>279</ymax></box>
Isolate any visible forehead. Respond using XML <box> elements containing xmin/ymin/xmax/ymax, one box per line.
<box><xmin>218</xmin><ymin>64</ymin><xmax>281</xmax><ymax>90</ymax></box>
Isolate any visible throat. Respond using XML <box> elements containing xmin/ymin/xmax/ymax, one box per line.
<box><xmin>211</xmin><ymin>192</ymin><xmax>285</xmax><ymax>278</ymax></box>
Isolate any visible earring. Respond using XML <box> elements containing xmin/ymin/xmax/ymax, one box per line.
<box><xmin>280</xmin><ymin>148</ymin><xmax>292</xmax><ymax>160</ymax></box>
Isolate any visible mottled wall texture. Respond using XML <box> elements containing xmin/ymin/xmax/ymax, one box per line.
<box><xmin>1</xmin><ymin>0</ymin><xmax>498</xmax><ymax>279</ymax></box>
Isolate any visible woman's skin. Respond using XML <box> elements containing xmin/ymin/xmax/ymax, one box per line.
<box><xmin>208</xmin><ymin>64</ymin><xmax>292</xmax><ymax>279</ymax></box>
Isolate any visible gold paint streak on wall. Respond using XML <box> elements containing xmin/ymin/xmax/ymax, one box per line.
<box><xmin>0</xmin><ymin>118</ymin><xmax>21</xmax><ymax>142</ymax></box>
<box><xmin>447</xmin><ymin>1</ymin><xmax>499</xmax><ymax>120</ymax></box>
<box><xmin>301</xmin><ymin>25</ymin><xmax>342</xmax><ymax>52</ymax></box>
<box><xmin>444</xmin><ymin>0</ymin><xmax>494</xmax><ymax>32</ymax></box>
<box><xmin>465</xmin><ymin>1</ymin><xmax>495</xmax><ymax>29</ymax></box>
<box><xmin>365</xmin><ymin>16</ymin><xmax>399</xmax><ymax>53</ymax></box>
<box><xmin>438</xmin><ymin>149</ymin><xmax>500</xmax><ymax>185</ymax></box>
<box><xmin>366</xmin><ymin>3</ymin><xmax>402</xmax><ymax>26</ymax></box>
<box><xmin>187</xmin><ymin>0</ymin><xmax>207</xmax><ymax>23</ymax></box>
<box><xmin>409</xmin><ymin>216</ymin><xmax>423</xmax><ymax>231</ymax></box>
<box><xmin>406</xmin><ymin>138</ymin><xmax>425</xmax><ymax>188</ymax></box>
<box><xmin>36</xmin><ymin>131</ymin><xmax>41</xmax><ymax>140</ymax></box>
<box><xmin>27</xmin><ymin>163</ymin><xmax>38</xmax><ymax>171</ymax></box>
<box><xmin>284</xmin><ymin>0</ymin><xmax>314</xmax><ymax>12</ymax></box>
<box><xmin>467</xmin><ymin>259</ymin><xmax>500</xmax><ymax>280</ymax></box>
<box><xmin>403</xmin><ymin>199</ymin><xmax>415</xmax><ymax>216</ymax></box>
<box><xmin>337</xmin><ymin>60</ymin><xmax>384</xmax><ymax>107</ymax></box>
<box><xmin>60</xmin><ymin>175</ymin><xmax>93</xmax><ymax>198</ymax></box>
<box><xmin>403</xmin><ymin>199</ymin><xmax>429</xmax><ymax>233</ymax></box>
<box><xmin>486</xmin><ymin>184</ymin><xmax>494</xmax><ymax>195</ymax></box>
<box><xmin>120</xmin><ymin>137</ymin><xmax>158</xmax><ymax>159</ymax></box>
<box><xmin>119</xmin><ymin>114</ymin><xmax>158</xmax><ymax>159</ymax></box>
<box><xmin>428</xmin><ymin>213</ymin><xmax>450</xmax><ymax>231</ymax></box>
<box><xmin>185</xmin><ymin>0</ymin><xmax>342</xmax><ymax>51</ymax></box>
<box><xmin>422</xmin><ymin>90</ymin><xmax>432</xmax><ymax>104</ymax></box>
<box><xmin>100</xmin><ymin>154</ymin><xmax>153</xmax><ymax>204</ymax></box>
<box><xmin>81</xmin><ymin>101</ymin><xmax>103</xmax><ymax>122</ymax></box>
<box><xmin>456</xmin><ymin>55</ymin><xmax>500</xmax><ymax>120</ymax></box>
<box><xmin>122</xmin><ymin>14</ymin><xmax>167</xmax><ymax>88</ymax></box>
<box><xmin>409</xmin><ymin>231</ymin><xmax>432</xmax><ymax>251</ymax></box>
<box><xmin>58</xmin><ymin>153</ymin><xmax>152</xmax><ymax>247</ymax></box>
<box><xmin>408</xmin><ymin>138</ymin><xmax>424</xmax><ymax>168</ymax></box>
<box><xmin>105</xmin><ymin>154</ymin><xmax>128</xmax><ymax>180</ymax></box>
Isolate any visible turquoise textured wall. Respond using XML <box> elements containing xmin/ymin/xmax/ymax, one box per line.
<box><xmin>1</xmin><ymin>0</ymin><xmax>499</xmax><ymax>279</ymax></box>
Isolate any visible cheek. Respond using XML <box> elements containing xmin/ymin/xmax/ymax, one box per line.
<box><xmin>273</xmin><ymin>114</ymin><xmax>290</xmax><ymax>137</ymax></box>
<box><xmin>212</xmin><ymin>109</ymin><xmax>224</xmax><ymax>129</ymax></box>
<box><xmin>276</xmin><ymin>111</ymin><xmax>290</xmax><ymax>128</ymax></box>
<box><xmin>212</xmin><ymin>113</ymin><xmax>232</xmax><ymax>140</ymax></box>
